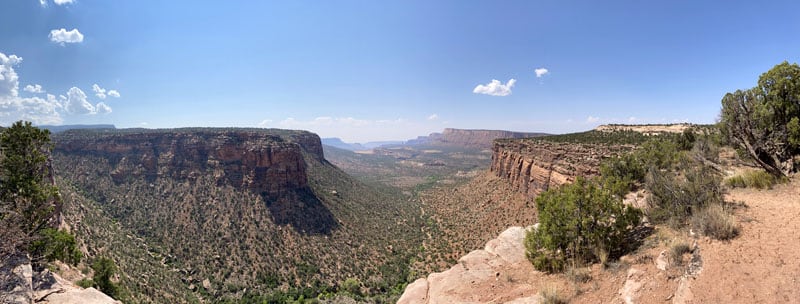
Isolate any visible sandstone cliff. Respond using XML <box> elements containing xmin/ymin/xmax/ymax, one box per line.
<box><xmin>53</xmin><ymin>128</ymin><xmax>323</xmax><ymax>197</ymax></box>
<box><xmin>490</xmin><ymin>139</ymin><xmax>633</xmax><ymax>196</ymax></box>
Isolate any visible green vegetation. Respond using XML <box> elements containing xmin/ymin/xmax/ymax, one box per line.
<box><xmin>92</xmin><ymin>257</ymin><xmax>121</xmax><ymax>299</ymax></box>
<box><xmin>527</xmin><ymin>126</ymin><xmax>741</xmax><ymax>273</ymax></box>
<box><xmin>525</xmin><ymin>177</ymin><xmax>642</xmax><ymax>272</ymax></box>
<box><xmin>29</xmin><ymin>228</ymin><xmax>82</xmax><ymax>265</ymax></box>
<box><xmin>725</xmin><ymin>170</ymin><xmax>784</xmax><ymax>189</ymax></box>
<box><xmin>0</xmin><ymin>121</ymin><xmax>82</xmax><ymax>269</ymax></box>
<box><xmin>646</xmin><ymin>164</ymin><xmax>724</xmax><ymax>227</ymax></box>
<box><xmin>720</xmin><ymin>61</ymin><xmax>800</xmax><ymax>177</ymax></box>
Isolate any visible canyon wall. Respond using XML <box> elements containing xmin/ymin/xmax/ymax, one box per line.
<box><xmin>53</xmin><ymin>129</ymin><xmax>323</xmax><ymax>198</ymax></box>
<box><xmin>490</xmin><ymin>139</ymin><xmax>633</xmax><ymax>196</ymax></box>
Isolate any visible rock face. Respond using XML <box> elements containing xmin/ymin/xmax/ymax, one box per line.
<box><xmin>414</xmin><ymin>128</ymin><xmax>547</xmax><ymax>149</ymax></box>
<box><xmin>398</xmin><ymin>226</ymin><xmax>541</xmax><ymax>304</ymax></box>
<box><xmin>0</xmin><ymin>252</ymin><xmax>119</xmax><ymax>304</ymax></box>
<box><xmin>53</xmin><ymin>128</ymin><xmax>335</xmax><ymax>234</ymax></box>
<box><xmin>490</xmin><ymin>139</ymin><xmax>633</xmax><ymax>196</ymax></box>
<box><xmin>53</xmin><ymin>129</ymin><xmax>323</xmax><ymax>197</ymax></box>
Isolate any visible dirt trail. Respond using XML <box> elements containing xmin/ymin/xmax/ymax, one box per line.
<box><xmin>689</xmin><ymin>178</ymin><xmax>800</xmax><ymax>303</ymax></box>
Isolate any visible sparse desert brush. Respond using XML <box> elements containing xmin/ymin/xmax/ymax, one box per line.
<box><xmin>668</xmin><ymin>242</ymin><xmax>692</xmax><ymax>266</ymax></box>
<box><xmin>725</xmin><ymin>170</ymin><xmax>783</xmax><ymax>189</ymax></box>
<box><xmin>691</xmin><ymin>203</ymin><xmax>739</xmax><ymax>240</ymax></box>
<box><xmin>539</xmin><ymin>284</ymin><xmax>569</xmax><ymax>304</ymax></box>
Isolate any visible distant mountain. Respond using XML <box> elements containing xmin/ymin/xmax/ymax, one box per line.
<box><xmin>39</xmin><ymin>124</ymin><xmax>116</xmax><ymax>133</ymax></box>
<box><xmin>321</xmin><ymin>137</ymin><xmax>367</xmax><ymax>151</ymax></box>
<box><xmin>362</xmin><ymin>140</ymin><xmax>404</xmax><ymax>149</ymax></box>
<box><xmin>407</xmin><ymin>128</ymin><xmax>549</xmax><ymax>148</ymax></box>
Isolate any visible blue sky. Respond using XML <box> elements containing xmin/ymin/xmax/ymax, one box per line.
<box><xmin>1</xmin><ymin>0</ymin><xmax>799</xmax><ymax>142</ymax></box>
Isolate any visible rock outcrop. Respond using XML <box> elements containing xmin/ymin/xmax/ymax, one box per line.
<box><xmin>490</xmin><ymin>139</ymin><xmax>633</xmax><ymax>196</ymax></box>
<box><xmin>0</xmin><ymin>252</ymin><xmax>119</xmax><ymax>304</ymax></box>
<box><xmin>595</xmin><ymin>123</ymin><xmax>695</xmax><ymax>135</ymax></box>
<box><xmin>398</xmin><ymin>226</ymin><xmax>541</xmax><ymax>304</ymax></box>
<box><xmin>53</xmin><ymin>129</ymin><xmax>323</xmax><ymax>197</ymax></box>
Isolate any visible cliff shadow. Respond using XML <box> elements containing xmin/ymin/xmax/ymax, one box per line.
<box><xmin>263</xmin><ymin>187</ymin><xmax>338</xmax><ymax>235</ymax></box>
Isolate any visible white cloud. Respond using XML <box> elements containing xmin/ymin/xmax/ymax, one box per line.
<box><xmin>24</xmin><ymin>84</ymin><xmax>45</xmax><ymax>94</ymax></box>
<box><xmin>53</xmin><ymin>0</ymin><xmax>74</xmax><ymax>5</ymax></box>
<box><xmin>534</xmin><ymin>68</ymin><xmax>549</xmax><ymax>78</ymax></box>
<box><xmin>473</xmin><ymin>79</ymin><xmax>516</xmax><ymax>96</ymax></box>
<box><xmin>65</xmin><ymin>87</ymin><xmax>94</xmax><ymax>114</ymax></box>
<box><xmin>586</xmin><ymin>116</ymin><xmax>600</xmax><ymax>123</ymax></box>
<box><xmin>427</xmin><ymin>114</ymin><xmax>438</xmax><ymax>121</ymax></box>
<box><xmin>0</xmin><ymin>53</ymin><xmax>64</xmax><ymax>125</ymax></box>
<box><xmin>257</xmin><ymin>119</ymin><xmax>273</xmax><ymax>127</ymax></box>
<box><xmin>49</xmin><ymin>28</ymin><xmax>84</xmax><ymax>45</ymax></box>
<box><xmin>92</xmin><ymin>84</ymin><xmax>120</xmax><ymax>99</ymax></box>
<box><xmin>92</xmin><ymin>83</ymin><xmax>106</xmax><ymax>99</ymax></box>
<box><xmin>39</xmin><ymin>0</ymin><xmax>47</xmax><ymax>7</ymax></box>
<box><xmin>95</xmin><ymin>102</ymin><xmax>112</xmax><ymax>114</ymax></box>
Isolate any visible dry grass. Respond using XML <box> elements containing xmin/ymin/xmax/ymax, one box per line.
<box><xmin>691</xmin><ymin>204</ymin><xmax>739</xmax><ymax>240</ymax></box>
<box><xmin>540</xmin><ymin>284</ymin><xmax>569</xmax><ymax>304</ymax></box>
<box><xmin>725</xmin><ymin>170</ymin><xmax>782</xmax><ymax>190</ymax></box>
<box><xmin>668</xmin><ymin>241</ymin><xmax>692</xmax><ymax>266</ymax></box>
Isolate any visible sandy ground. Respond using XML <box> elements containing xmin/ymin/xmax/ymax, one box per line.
<box><xmin>688</xmin><ymin>178</ymin><xmax>800</xmax><ymax>303</ymax></box>
<box><xmin>400</xmin><ymin>176</ymin><xmax>800</xmax><ymax>304</ymax></box>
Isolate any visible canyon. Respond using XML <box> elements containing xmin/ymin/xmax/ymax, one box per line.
<box><xmin>490</xmin><ymin>138</ymin><xmax>634</xmax><ymax>196</ymax></box>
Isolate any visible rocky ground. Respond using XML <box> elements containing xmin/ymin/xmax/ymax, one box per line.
<box><xmin>400</xmin><ymin>177</ymin><xmax>800</xmax><ymax>304</ymax></box>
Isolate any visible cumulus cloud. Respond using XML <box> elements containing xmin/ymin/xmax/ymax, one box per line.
<box><xmin>427</xmin><ymin>114</ymin><xmax>438</xmax><ymax>121</ymax></box>
<box><xmin>535</xmin><ymin>68</ymin><xmax>549</xmax><ymax>78</ymax></box>
<box><xmin>39</xmin><ymin>0</ymin><xmax>47</xmax><ymax>7</ymax></box>
<box><xmin>0</xmin><ymin>52</ymin><xmax>112</xmax><ymax>125</ymax></box>
<box><xmin>95</xmin><ymin>102</ymin><xmax>112</xmax><ymax>114</ymax></box>
<box><xmin>54</xmin><ymin>0</ymin><xmax>75</xmax><ymax>4</ymax></box>
<box><xmin>473</xmin><ymin>79</ymin><xmax>516</xmax><ymax>96</ymax></box>
<box><xmin>92</xmin><ymin>84</ymin><xmax>120</xmax><ymax>99</ymax></box>
<box><xmin>65</xmin><ymin>87</ymin><xmax>95</xmax><ymax>114</ymax></box>
<box><xmin>92</xmin><ymin>84</ymin><xmax>106</xmax><ymax>99</ymax></box>
<box><xmin>0</xmin><ymin>53</ymin><xmax>63</xmax><ymax>125</ymax></box>
<box><xmin>24</xmin><ymin>84</ymin><xmax>45</xmax><ymax>93</ymax></box>
<box><xmin>49</xmin><ymin>28</ymin><xmax>84</xmax><ymax>45</ymax></box>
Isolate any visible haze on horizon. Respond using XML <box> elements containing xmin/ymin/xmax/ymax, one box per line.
<box><xmin>1</xmin><ymin>0</ymin><xmax>799</xmax><ymax>142</ymax></box>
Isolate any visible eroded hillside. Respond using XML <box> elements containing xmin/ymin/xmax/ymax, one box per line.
<box><xmin>52</xmin><ymin>128</ymin><xmax>424</xmax><ymax>302</ymax></box>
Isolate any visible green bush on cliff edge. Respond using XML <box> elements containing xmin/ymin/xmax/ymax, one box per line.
<box><xmin>525</xmin><ymin>177</ymin><xmax>642</xmax><ymax>273</ymax></box>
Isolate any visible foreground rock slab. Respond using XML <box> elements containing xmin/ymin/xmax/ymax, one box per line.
<box><xmin>398</xmin><ymin>226</ymin><xmax>541</xmax><ymax>304</ymax></box>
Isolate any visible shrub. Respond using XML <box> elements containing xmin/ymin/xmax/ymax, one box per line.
<box><xmin>646</xmin><ymin>164</ymin><xmax>723</xmax><ymax>227</ymax></box>
<box><xmin>525</xmin><ymin>177</ymin><xmax>642</xmax><ymax>273</ymax></box>
<box><xmin>29</xmin><ymin>228</ymin><xmax>82</xmax><ymax>265</ymax></box>
<box><xmin>341</xmin><ymin>277</ymin><xmax>361</xmax><ymax>296</ymax></box>
<box><xmin>691</xmin><ymin>204</ymin><xmax>739</xmax><ymax>240</ymax></box>
<box><xmin>92</xmin><ymin>257</ymin><xmax>120</xmax><ymax>299</ymax></box>
<box><xmin>76</xmin><ymin>278</ymin><xmax>94</xmax><ymax>288</ymax></box>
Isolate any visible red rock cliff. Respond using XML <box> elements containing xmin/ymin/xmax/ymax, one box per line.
<box><xmin>490</xmin><ymin>139</ymin><xmax>633</xmax><ymax>196</ymax></box>
<box><xmin>53</xmin><ymin>129</ymin><xmax>323</xmax><ymax>197</ymax></box>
